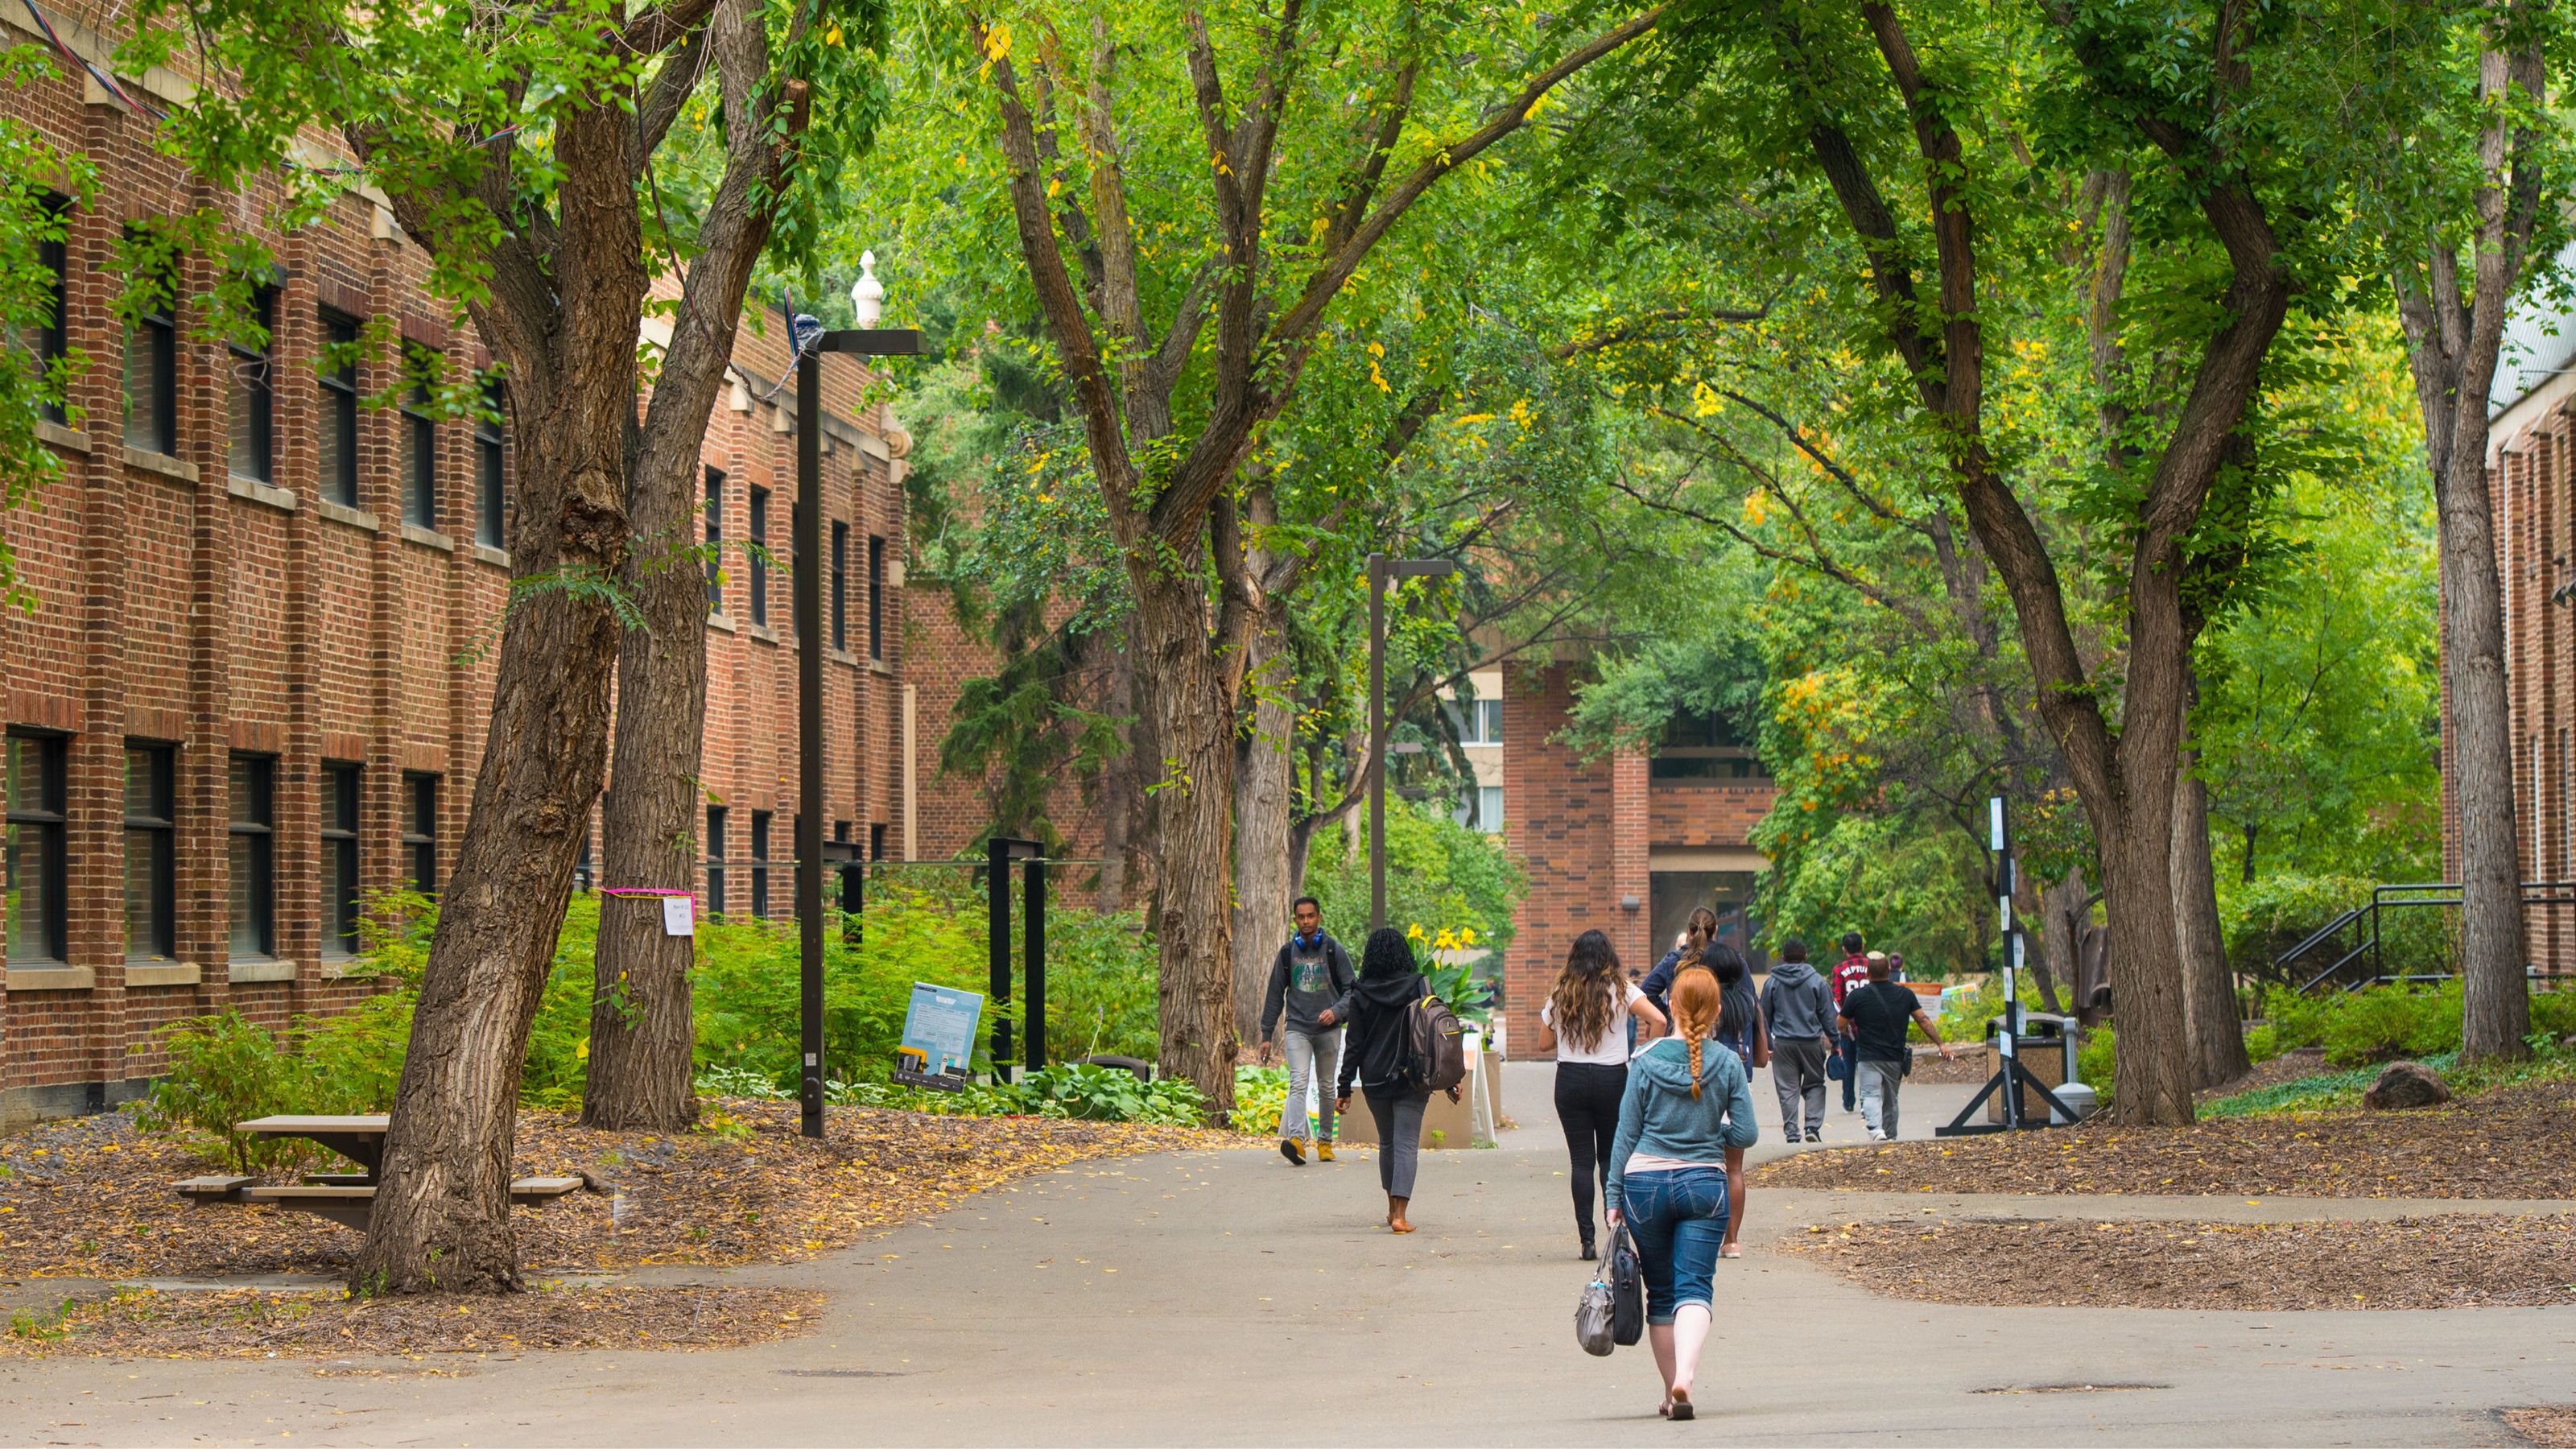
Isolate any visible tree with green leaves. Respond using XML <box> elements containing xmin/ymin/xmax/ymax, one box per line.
<box><xmin>130</xmin><ymin>0</ymin><xmax>889</xmax><ymax>1290</ymax></box>
<box><xmin>0</xmin><ymin>47</ymin><xmax>93</xmax><ymax>611</ymax></box>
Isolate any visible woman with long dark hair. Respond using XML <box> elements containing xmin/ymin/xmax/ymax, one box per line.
<box><xmin>1534</xmin><ymin>929</ymin><xmax>1668</xmax><ymax>1259</ymax></box>
<box><xmin>1701</xmin><ymin>943</ymin><xmax>1769</xmax><ymax>1259</ymax></box>
<box><xmin>1605</xmin><ymin>968</ymin><xmax>1759</xmax><ymax>1420</ymax></box>
<box><xmin>1334</xmin><ymin>927</ymin><xmax>1461</xmax><ymax>1233</ymax></box>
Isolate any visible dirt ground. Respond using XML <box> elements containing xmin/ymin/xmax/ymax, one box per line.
<box><xmin>1754</xmin><ymin>1077</ymin><xmax>2576</xmax><ymax>1198</ymax></box>
<box><xmin>1781</xmin><ymin>1212</ymin><xmax>2576</xmax><ymax>1311</ymax></box>
<box><xmin>0</xmin><ymin>1284</ymin><xmax>823</xmax><ymax>1359</ymax></box>
<box><xmin>0</xmin><ymin>1099</ymin><xmax>1245</xmax><ymax>1281</ymax></box>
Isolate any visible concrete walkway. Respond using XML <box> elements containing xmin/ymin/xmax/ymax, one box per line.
<box><xmin>2</xmin><ymin>1061</ymin><xmax>2570</xmax><ymax>1446</ymax></box>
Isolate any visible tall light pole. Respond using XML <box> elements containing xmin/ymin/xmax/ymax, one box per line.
<box><xmin>1367</xmin><ymin>553</ymin><xmax>1456</xmax><ymax>930</ymax></box>
<box><xmin>792</xmin><ymin>252</ymin><xmax>920</xmax><ymax>1140</ymax></box>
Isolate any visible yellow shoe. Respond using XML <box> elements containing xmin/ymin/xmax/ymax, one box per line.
<box><xmin>1315</xmin><ymin>1141</ymin><xmax>1336</xmax><ymax>1162</ymax></box>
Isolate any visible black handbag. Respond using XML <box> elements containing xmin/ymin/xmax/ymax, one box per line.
<box><xmin>1608</xmin><ymin>1224</ymin><xmax>1645</xmax><ymax>1346</ymax></box>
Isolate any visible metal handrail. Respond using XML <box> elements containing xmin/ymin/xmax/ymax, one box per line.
<box><xmin>2275</xmin><ymin>880</ymin><xmax>2576</xmax><ymax>994</ymax></box>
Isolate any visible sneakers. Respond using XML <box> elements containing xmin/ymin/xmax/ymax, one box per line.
<box><xmin>1804</xmin><ymin>1127</ymin><xmax>1823</xmax><ymax>1143</ymax></box>
<box><xmin>1783</xmin><ymin>1132</ymin><xmax>1802</xmax><ymax>1146</ymax></box>
<box><xmin>1315</xmin><ymin>1141</ymin><xmax>1335</xmax><ymax>1162</ymax></box>
<box><xmin>1865</xmin><ymin>1126</ymin><xmax>1885</xmax><ymax>1142</ymax></box>
<box><xmin>1280</xmin><ymin>1137</ymin><xmax>1307</xmax><ymax>1166</ymax></box>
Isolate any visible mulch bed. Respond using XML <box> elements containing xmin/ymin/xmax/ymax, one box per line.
<box><xmin>0</xmin><ymin>1284</ymin><xmax>823</xmax><ymax>1359</ymax></box>
<box><xmin>1755</xmin><ymin>1078</ymin><xmax>2576</xmax><ymax>1199</ymax></box>
<box><xmin>2506</xmin><ymin>1406</ymin><xmax>2576</xmax><ymax>1447</ymax></box>
<box><xmin>0</xmin><ymin>1098</ymin><xmax>1242</xmax><ymax>1280</ymax></box>
<box><xmin>2198</xmin><ymin>1049</ymin><xmax>2330</xmax><ymax>1103</ymax></box>
<box><xmin>1781</xmin><ymin>1212</ymin><xmax>2576</xmax><ymax>1311</ymax></box>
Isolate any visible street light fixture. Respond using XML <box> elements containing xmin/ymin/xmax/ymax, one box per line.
<box><xmin>1367</xmin><ymin>552</ymin><xmax>1457</xmax><ymax>931</ymax></box>
<box><xmin>791</xmin><ymin>251</ymin><xmax>921</xmax><ymax>1140</ymax></box>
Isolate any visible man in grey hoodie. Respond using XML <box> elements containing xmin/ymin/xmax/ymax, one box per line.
<box><xmin>1760</xmin><ymin>938</ymin><xmax>1836</xmax><ymax>1143</ymax></box>
<box><xmin>1258</xmin><ymin>896</ymin><xmax>1359</xmax><ymax>1166</ymax></box>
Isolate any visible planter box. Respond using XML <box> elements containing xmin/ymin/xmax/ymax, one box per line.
<box><xmin>1335</xmin><ymin>1052</ymin><xmax>1497</xmax><ymax>1150</ymax></box>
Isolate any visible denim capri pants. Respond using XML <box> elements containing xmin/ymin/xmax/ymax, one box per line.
<box><xmin>1622</xmin><ymin>1166</ymin><xmax>1730</xmax><ymax>1326</ymax></box>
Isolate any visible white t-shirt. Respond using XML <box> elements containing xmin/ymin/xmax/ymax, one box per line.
<box><xmin>1542</xmin><ymin>982</ymin><xmax>1646</xmax><ymax>1066</ymax></box>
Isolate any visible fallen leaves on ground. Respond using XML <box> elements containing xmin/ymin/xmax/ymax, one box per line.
<box><xmin>1782</xmin><ymin>1212</ymin><xmax>2576</xmax><ymax>1311</ymax></box>
<box><xmin>0</xmin><ymin>1098</ymin><xmax>1247</xmax><ymax>1280</ymax></box>
<box><xmin>2505</xmin><ymin>1406</ymin><xmax>2576</xmax><ymax>1447</ymax></box>
<box><xmin>0</xmin><ymin>1284</ymin><xmax>822</xmax><ymax>1359</ymax></box>
<box><xmin>1755</xmin><ymin>1078</ymin><xmax>2576</xmax><ymax>1198</ymax></box>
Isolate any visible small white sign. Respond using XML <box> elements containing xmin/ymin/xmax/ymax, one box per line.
<box><xmin>663</xmin><ymin>895</ymin><xmax>695</xmax><ymax>937</ymax></box>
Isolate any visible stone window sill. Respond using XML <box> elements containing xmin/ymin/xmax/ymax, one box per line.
<box><xmin>36</xmin><ymin>419</ymin><xmax>89</xmax><ymax>453</ymax></box>
<box><xmin>2</xmin><ymin>964</ymin><xmax>95</xmax><ymax>991</ymax></box>
<box><xmin>128</xmin><ymin>448</ymin><xmax>200</xmax><ymax>484</ymax></box>
<box><xmin>473</xmin><ymin>543</ymin><xmax>510</xmax><ymax>569</ymax></box>
<box><xmin>228</xmin><ymin>959</ymin><xmax>298</xmax><ymax>984</ymax></box>
<box><xmin>746</xmin><ymin>622</ymin><xmax>778</xmax><ymax>644</ymax></box>
<box><xmin>402</xmin><ymin>523</ymin><xmax>456</xmax><ymax>553</ymax></box>
<box><xmin>708</xmin><ymin>612</ymin><xmax>738</xmax><ymax>634</ymax></box>
<box><xmin>314</xmin><ymin>499</ymin><xmax>380</xmax><ymax>532</ymax></box>
<box><xmin>126</xmin><ymin>960</ymin><xmax>203</xmax><ymax>988</ymax></box>
<box><xmin>229</xmin><ymin>476</ymin><xmax>298</xmax><ymax>513</ymax></box>
<box><xmin>828</xmin><ymin>647</ymin><xmax>860</xmax><ymax>667</ymax></box>
<box><xmin>868</xmin><ymin>657</ymin><xmax>892</xmax><ymax>676</ymax></box>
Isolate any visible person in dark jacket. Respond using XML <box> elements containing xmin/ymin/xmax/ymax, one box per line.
<box><xmin>1761</xmin><ymin>937</ymin><xmax>1836</xmax><ymax>1143</ymax></box>
<box><xmin>1637</xmin><ymin>906</ymin><xmax>1719</xmax><ymax>1024</ymax></box>
<box><xmin>1334</xmin><ymin>927</ymin><xmax>1461</xmax><ymax>1233</ymax></box>
<box><xmin>1703</xmin><ymin>945</ymin><xmax>1768</xmax><ymax>1260</ymax></box>
<box><xmin>1257</xmin><ymin>896</ymin><xmax>1359</xmax><ymax>1166</ymax></box>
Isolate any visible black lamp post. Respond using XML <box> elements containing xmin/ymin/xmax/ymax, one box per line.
<box><xmin>791</xmin><ymin>254</ymin><xmax>921</xmax><ymax>1140</ymax></box>
<box><xmin>1366</xmin><ymin>552</ymin><xmax>1456</xmax><ymax>931</ymax></box>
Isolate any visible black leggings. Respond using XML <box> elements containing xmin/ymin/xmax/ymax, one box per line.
<box><xmin>1554</xmin><ymin>1061</ymin><xmax>1628</xmax><ymax>1242</ymax></box>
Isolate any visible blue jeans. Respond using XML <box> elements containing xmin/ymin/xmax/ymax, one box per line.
<box><xmin>1621</xmin><ymin>1166</ymin><xmax>1729</xmax><ymax>1326</ymax></box>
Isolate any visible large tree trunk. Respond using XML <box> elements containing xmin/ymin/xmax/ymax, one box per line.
<box><xmin>350</xmin><ymin>109</ymin><xmax>647</xmax><ymax>1295</ymax></box>
<box><xmin>2094</xmin><ymin>778</ymin><xmax>2198</xmax><ymax>1125</ymax></box>
<box><xmin>1231</xmin><ymin>598</ymin><xmax>1295</xmax><ymax>1044</ymax></box>
<box><xmin>1132</xmin><ymin>568</ymin><xmax>1240</xmax><ymax>1114</ymax></box>
<box><xmin>2174</xmin><ymin>733</ymin><xmax>2248</xmax><ymax>1088</ymax></box>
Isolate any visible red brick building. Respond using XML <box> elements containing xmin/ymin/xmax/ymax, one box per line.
<box><xmin>0</xmin><ymin>35</ymin><xmax>910</xmax><ymax>1125</ymax></box>
<box><xmin>1496</xmin><ymin>658</ymin><xmax>1775</xmax><ymax>1051</ymax></box>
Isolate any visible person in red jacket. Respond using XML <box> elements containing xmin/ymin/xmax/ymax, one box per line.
<box><xmin>1829</xmin><ymin>934</ymin><xmax>1872</xmax><ymax>1113</ymax></box>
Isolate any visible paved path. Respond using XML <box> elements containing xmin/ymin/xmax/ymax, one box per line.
<box><xmin>2</xmin><ymin>1062</ymin><xmax>2571</xmax><ymax>1446</ymax></box>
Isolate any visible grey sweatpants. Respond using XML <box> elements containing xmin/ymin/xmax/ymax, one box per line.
<box><xmin>1279</xmin><ymin>1029</ymin><xmax>1341</xmax><ymax>1143</ymax></box>
<box><xmin>1771</xmin><ymin>1034</ymin><xmax>1830</xmax><ymax>1137</ymax></box>
<box><xmin>1857</xmin><ymin>1059</ymin><xmax>1906</xmax><ymax>1138</ymax></box>
<box><xmin>1364</xmin><ymin>1088</ymin><xmax>1429</xmax><ymax>1198</ymax></box>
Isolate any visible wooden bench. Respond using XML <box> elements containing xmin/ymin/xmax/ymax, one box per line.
<box><xmin>175</xmin><ymin>1175</ymin><xmax>592</xmax><ymax>1231</ymax></box>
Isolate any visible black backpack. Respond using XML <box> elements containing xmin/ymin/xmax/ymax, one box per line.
<box><xmin>1402</xmin><ymin>992</ymin><xmax>1470</xmax><ymax>1092</ymax></box>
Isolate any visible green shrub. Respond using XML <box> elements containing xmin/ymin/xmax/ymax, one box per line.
<box><xmin>2076</xmin><ymin>1023</ymin><xmax>2115</xmax><ymax>1101</ymax></box>
<box><xmin>132</xmin><ymin>1013</ymin><xmax>316</xmax><ymax>1172</ymax></box>
<box><xmin>2223</xmin><ymin>872</ymin><xmax>2372</xmax><ymax>984</ymax></box>
<box><xmin>1232</xmin><ymin>1066</ymin><xmax>1289</xmax><ymax>1137</ymax></box>
<box><xmin>1040</xmin><ymin>906</ymin><xmax>1161</xmax><ymax>1062</ymax></box>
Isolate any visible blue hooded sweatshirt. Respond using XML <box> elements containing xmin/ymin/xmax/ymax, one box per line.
<box><xmin>1603</xmin><ymin>1034</ymin><xmax>1761</xmax><ymax>1215</ymax></box>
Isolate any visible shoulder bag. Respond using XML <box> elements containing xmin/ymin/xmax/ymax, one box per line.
<box><xmin>1575</xmin><ymin>1275</ymin><xmax>1616</xmax><ymax>1356</ymax></box>
<box><xmin>1608</xmin><ymin>1224</ymin><xmax>1645</xmax><ymax>1347</ymax></box>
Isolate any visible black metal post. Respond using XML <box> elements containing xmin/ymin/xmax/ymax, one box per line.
<box><xmin>1024</xmin><ymin>856</ymin><xmax>1047</xmax><ymax>1072</ymax></box>
<box><xmin>796</xmin><ymin>336</ymin><xmax>827</xmax><ymax>1140</ymax></box>
<box><xmin>988</xmin><ymin>838</ymin><xmax>1014</xmax><ymax>1082</ymax></box>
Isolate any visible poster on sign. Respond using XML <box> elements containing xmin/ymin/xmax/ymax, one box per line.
<box><xmin>900</xmin><ymin>983</ymin><xmax>983</xmax><ymax>1075</ymax></box>
<box><xmin>663</xmin><ymin>895</ymin><xmax>695</xmax><ymax>937</ymax></box>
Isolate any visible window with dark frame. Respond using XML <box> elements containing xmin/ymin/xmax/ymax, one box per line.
<box><xmin>402</xmin><ymin>773</ymin><xmax>438</xmax><ymax>898</ymax></box>
<box><xmin>318</xmin><ymin>311</ymin><xmax>361</xmax><ymax>507</ymax></box>
<box><xmin>5</xmin><ymin>733</ymin><xmax>68</xmax><ymax>964</ymax></box>
<box><xmin>321</xmin><ymin>762</ymin><xmax>361</xmax><ymax>956</ymax></box>
<box><xmin>705</xmin><ymin>806</ymin><xmax>728</xmax><ymax>916</ymax></box>
<box><xmin>749</xmin><ymin>810</ymin><xmax>772</xmax><ymax>919</ymax></box>
<box><xmin>832</xmin><ymin>521</ymin><xmax>848</xmax><ymax>651</ymax></box>
<box><xmin>124</xmin><ymin>244</ymin><xmax>178</xmax><ymax>457</ymax></box>
<box><xmin>228</xmin><ymin>754</ymin><xmax>275</xmax><ymax>960</ymax></box>
<box><xmin>574</xmin><ymin>828</ymin><xmax>593</xmax><ymax>893</ymax></box>
<box><xmin>476</xmin><ymin>378</ymin><xmax>506</xmax><ymax>549</ymax></box>
<box><xmin>748</xmin><ymin>485</ymin><xmax>770</xmax><ymax>626</ymax></box>
<box><xmin>227</xmin><ymin>285</ymin><xmax>276</xmax><ymax>482</ymax></box>
<box><xmin>401</xmin><ymin>351</ymin><xmax>438</xmax><ymax>529</ymax></box>
<box><xmin>10</xmin><ymin>195</ymin><xmax>71</xmax><ymax>425</ymax></box>
<box><xmin>704</xmin><ymin>469</ymin><xmax>724</xmax><ymax>613</ymax></box>
<box><xmin>123</xmin><ymin>742</ymin><xmax>178</xmax><ymax>961</ymax></box>
<box><xmin>867</xmin><ymin>534</ymin><xmax>886</xmax><ymax>660</ymax></box>
<box><xmin>870</xmin><ymin>822</ymin><xmax>887</xmax><ymax>862</ymax></box>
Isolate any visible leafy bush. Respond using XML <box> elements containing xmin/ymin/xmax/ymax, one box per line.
<box><xmin>2223</xmin><ymin>872</ymin><xmax>2372</xmax><ymax>985</ymax></box>
<box><xmin>2076</xmin><ymin>1023</ymin><xmax>2116</xmax><ymax>1102</ymax></box>
<box><xmin>131</xmin><ymin>1013</ymin><xmax>318</xmax><ymax>1173</ymax></box>
<box><xmin>2261</xmin><ymin>980</ymin><xmax>2576</xmax><ymax>1067</ymax></box>
<box><xmin>1302</xmin><ymin>799</ymin><xmax>1525</xmax><ymax>977</ymax></box>
<box><xmin>1231</xmin><ymin>1066</ymin><xmax>1289</xmax><ymax>1137</ymax></box>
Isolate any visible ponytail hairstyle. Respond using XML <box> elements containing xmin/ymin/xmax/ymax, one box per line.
<box><xmin>1670</xmin><ymin>968</ymin><xmax>1723</xmax><ymax>1099</ymax></box>
<box><xmin>1680</xmin><ymin>906</ymin><xmax>1719</xmax><ymax>960</ymax></box>
<box><xmin>1702</xmin><ymin>942</ymin><xmax>1756</xmax><ymax>1046</ymax></box>
<box><xmin>1547</xmin><ymin>929</ymin><xmax>1622</xmax><ymax>1052</ymax></box>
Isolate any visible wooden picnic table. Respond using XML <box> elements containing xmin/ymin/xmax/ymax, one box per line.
<box><xmin>175</xmin><ymin>1116</ymin><xmax>581</xmax><ymax>1230</ymax></box>
<box><xmin>236</xmin><ymin>1114</ymin><xmax>390</xmax><ymax>1182</ymax></box>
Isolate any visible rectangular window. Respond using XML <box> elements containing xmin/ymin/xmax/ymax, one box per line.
<box><xmin>228</xmin><ymin>754</ymin><xmax>275</xmax><ymax>959</ymax></box>
<box><xmin>318</xmin><ymin>311</ymin><xmax>361</xmax><ymax>507</ymax></box>
<box><xmin>227</xmin><ymin>286</ymin><xmax>276</xmax><ymax>482</ymax></box>
<box><xmin>401</xmin><ymin>353</ymin><xmax>438</xmax><ymax>529</ymax></box>
<box><xmin>10</xmin><ymin>196</ymin><xmax>70</xmax><ymax>424</ymax></box>
<box><xmin>704</xmin><ymin>806</ymin><xmax>728</xmax><ymax>917</ymax></box>
<box><xmin>704</xmin><ymin>469</ymin><xmax>725</xmax><ymax>613</ymax></box>
<box><xmin>1479</xmin><ymin>784</ymin><xmax>1504</xmax><ymax>834</ymax></box>
<box><xmin>5</xmin><ymin>733</ymin><xmax>69</xmax><ymax>964</ymax></box>
<box><xmin>870</xmin><ymin>822</ymin><xmax>887</xmax><ymax>861</ymax></box>
<box><xmin>321</xmin><ymin>762</ymin><xmax>361</xmax><ymax>956</ymax></box>
<box><xmin>574</xmin><ymin>828</ymin><xmax>593</xmax><ymax>894</ymax></box>
<box><xmin>477</xmin><ymin>379</ymin><xmax>506</xmax><ymax>549</ymax></box>
<box><xmin>124</xmin><ymin>742</ymin><xmax>178</xmax><ymax>961</ymax></box>
<box><xmin>402</xmin><ymin>772</ymin><xmax>437</xmax><ymax>898</ymax></box>
<box><xmin>748</xmin><ymin>486</ymin><xmax>770</xmax><ymax>626</ymax></box>
<box><xmin>749</xmin><ymin>810</ymin><xmax>772</xmax><ymax>919</ymax></box>
<box><xmin>832</xmin><ymin>521</ymin><xmax>848</xmax><ymax>651</ymax></box>
<box><xmin>124</xmin><ymin>251</ymin><xmax>178</xmax><ymax>457</ymax></box>
<box><xmin>868</xmin><ymin>534</ymin><xmax>886</xmax><ymax>661</ymax></box>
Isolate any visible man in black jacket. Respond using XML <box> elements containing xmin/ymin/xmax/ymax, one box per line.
<box><xmin>1258</xmin><ymin>896</ymin><xmax>1358</xmax><ymax>1165</ymax></box>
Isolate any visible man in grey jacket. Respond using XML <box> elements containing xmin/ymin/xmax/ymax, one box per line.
<box><xmin>1258</xmin><ymin>897</ymin><xmax>1358</xmax><ymax>1166</ymax></box>
<box><xmin>1760</xmin><ymin>938</ymin><xmax>1836</xmax><ymax>1143</ymax></box>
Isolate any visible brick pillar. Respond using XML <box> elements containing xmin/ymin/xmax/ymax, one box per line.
<box><xmin>276</xmin><ymin>229</ymin><xmax>322</xmax><ymax>1015</ymax></box>
<box><xmin>1612</xmin><ymin>748</ymin><xmax>1650</xmax><ymax>973</ymax></box>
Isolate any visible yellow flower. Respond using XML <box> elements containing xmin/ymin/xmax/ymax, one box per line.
<box><xmin>1406</xmin><ymin>923</ymin><xmax>1426</xmax><ymax>942</ymax></box>
<box><xmin>1435</xmin><ymin>928</ymin><xmax>1459</xmax><ymax>952</ymax></box>
<box><xmin>1460</xmin><ymin>927</ymin><xmax>1477</xmax><ymax>947</ymax></box>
